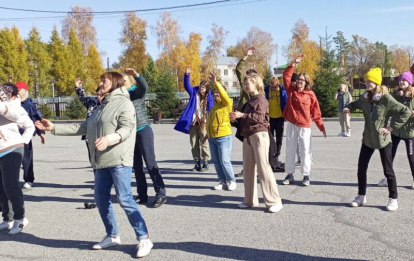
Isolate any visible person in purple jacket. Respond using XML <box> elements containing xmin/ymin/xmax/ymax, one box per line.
<box><xmin>16</xmin><ymin>82</ymin><xmax>46</xmax><ymax>189</ymax></box>
<box><xmin>174</xmin><ymin>66</ymin><xmax>214</xmax><ymax>172</ymax></box>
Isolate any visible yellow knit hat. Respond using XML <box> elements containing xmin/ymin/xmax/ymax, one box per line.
<box><xmin>365</xmin><ymin>67</ymin><xmax>382</xmax><ymax>86</ymax></box>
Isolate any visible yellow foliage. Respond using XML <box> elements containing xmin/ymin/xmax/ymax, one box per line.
<box><xmin>297</xmin><ymin>40</ymin><xmax>321</xmax><ymax>82</ymax></box>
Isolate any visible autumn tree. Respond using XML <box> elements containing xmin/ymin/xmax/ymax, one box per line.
<box><xmin>61</xmin><ymin>6</ymin><xmax>97</xmax><ymax>54</ymax></box>
<box><xmin>66</xmin><ymin>28</ymin><xmax>86</xmax><ymax>95</ymax></box>
<box><xmin>11</xmin><ymin>26</ymin><xmax>29</xmax><ymax>83</ymax></box>
<box><xmin>390</xmin><ymin>45</ymin><xmax>410</xmax><ymax>76</ymax></box>
<box><xmin>348</xmin><ymin>35</ymin><xmax>383</xmax><ymax>77</ymax></box>
<box><xmin>48</xmin><ymin>26</ymin><xmax>71</xmax><ymax>96</ymax></box>
<box><xmin>119</xmin><ymin>13</ymin><xmax>147</xmax><ymax>72</ymax></box>
<box><xmin>26</xmin><ymin>26</ymin><xmax>52</xmax><ymax>97</ymax></box>
<box><xmin>284</xmin><ymin>20</ymin><xmax>320</xmax><ymax>80</ymax></box>
<box><xmin>85</xmin><ymin>44</ymin><xmax>104</xmax><ymax>94</ymax></box>
<box><xmin>201</xmin><ymin>23</ymin><xmax>228</xmax><ymax>77</ymax></box>
<box><xmin>0</xmin><ymin>27</ymin><xmax>21</xmax><ymax>83</ymax></box>
<box><xmin>226</xmin><ymin>26</ymin><xmax>276</xmax><ymax>76</ymax></box>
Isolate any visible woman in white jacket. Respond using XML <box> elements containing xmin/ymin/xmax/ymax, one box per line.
<box><xmin>0</xmin><ymin>83</ymin><xmax>35</xmax><ymax>235</ymax></box>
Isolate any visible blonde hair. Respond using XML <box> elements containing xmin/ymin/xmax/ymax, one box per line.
<box><xmin>244</xmin><ymin>74</ymin><xmax>264</xmax><ymax>93</ymax></box>
<box><xmin>366</xmin><ymin>85</ymin><xmax>389</xmax><ymax>101</ymax></box>
<box><xmin>270</xmin><ymin>76</ymin><xmax>279</xmax><ymax>86</ymax></box>
<box><xmin>297</xmin><ymin>72</ymin><xmax>312</xmax><ymax>90</ymax></box>
<box><xmin>339</xmin><ymin>83</ymin><xmax>348</xmax><ymax>92</ymax></box>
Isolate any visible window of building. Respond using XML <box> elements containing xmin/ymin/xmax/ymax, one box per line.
<box><xmin>233</xmin><ymin>82</ymin><xmax>238</xmax><ymax>88</ymax></box>
<box><xmin>224</xmin><ymin>69</ymin><xmax>228</xmax><ymax>76</ymax></box>
<box><xmin>224</xmin><ymin>82</ymin><xmax>228</xmax><ymax>87</ymax></box>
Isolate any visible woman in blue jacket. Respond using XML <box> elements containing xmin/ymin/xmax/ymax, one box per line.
<box><xmin>174</xmin><ymin>67</ymin><xmax>213</xmax><ymax>172</ymax></box>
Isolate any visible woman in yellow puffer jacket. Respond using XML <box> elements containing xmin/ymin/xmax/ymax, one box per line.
<box><xmin>202</xmin><ymin>72</ymin><xmax>236</xmax><ymax>191</ymax></box>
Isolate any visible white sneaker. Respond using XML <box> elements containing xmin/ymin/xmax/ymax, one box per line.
<box><xmin>238</xmin><ymin>203</ymin><xmax>259</xmax><ymax>209</ymax></box>
<box><xmin>377</xmin><ymin>178</ymin><xmax>388</xmax><ymax>187</ymax></box>
<box><xmin>227</xmin><ymin>181</ymin><xmax>237</xmax><ymax>191</ymax></box>
<box><xmin>345</xmin><ymin>132</ymin><xmax>351</xmax><ymax>137</ymax></box>
<box><xmin>350</xmin><ymin>195</ymin><xmax>366</xmax><ymax>207</ymax></box>
<box><xmin>268</xmin><ymin>204</ymin><xmax>283</xmax><ymax>213</ymax></box>
<box><xmin>136</xmin><ymin>239</ymin><xmax>153</xmax><ymax>258</ymax></box>
<box><xmin>0</xmin><ymin>220</ymin><xmax>14</xmax><ymax>230</ymax></box>
<box><xmin>92</xmin><ymin>235</ymin><xmax>121</xmax><ymax>250</ymax></box>
<box><xmin>411</xmin><ymin>182</ymin><xmax>414</xmax><ymax>190</ymax></box>
<box><xmin>22</xmin><ymin>182</ymin><xmax>33</xmax><ymax>189</ymax></box>
<box><xmin>8</xmin><ymin>218</ymin><xmax>29</xmax><ymax>235</ymax></box>
<box><xmin>213</xmin><ymin>181</ymin><xmax>226</xmax><ymax>190</ymax></box>
<box><xmin>386</xmin><ymin>198</ymin><xmax>398</xmax><ymax>211</ymax></box>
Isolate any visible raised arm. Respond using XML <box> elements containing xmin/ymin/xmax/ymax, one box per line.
<box><xmin>75</xmin><ymin>79</ymin><xmax>98</xmax><ymax>110</ymax></box>
<box><xmin>125</xmin><ymin>68</ymin><xmax>148</xmax><ymax>99</ymax></box>
<box><xmin>283</xmin><ymin>54</ymin><xmax>303</xmax><ymax>92</ymax></box>
<box><xmin>210</xmin><ymin>73</ymin><xmax>232</xmax><ymax>107</ymax></box>
<box><xmin>183</xmin><ymin>66</ymin><xmax>195</xmax><ymax>95</ymax></box>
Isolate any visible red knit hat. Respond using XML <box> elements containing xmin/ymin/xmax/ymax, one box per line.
<box><xmin>16</xmin><ymin>82</ymin><xmax>28</xmax><ymax>90</ymax></box>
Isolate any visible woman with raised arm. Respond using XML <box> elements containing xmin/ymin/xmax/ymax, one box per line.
<box><xmin>230</xmin><ymin>74</ymin><xmax>283</xmax><ymax>213</ymax></box>
<box><xmin>35</xmin><ymin>72</ymin><xmax>153</xmax><ymax>258</ymax></box>
<box><xmin>281</xmin><ymin>54</ymin><xmax>326</xmax><ymax>187</ymax></box>
<box><xmin>202</xmin><ymin>72</ymin><xmax>236</xmax><ymax>191</ymax></box>
<box><xmin>174</xmin><ymin>66</ymin><xmax>213</xmax><ymax>172</ymax></box>
<box><xmin>344</xmin><ymin>68</ymin><xmax>411</xmax><ymax>212</ymax></box>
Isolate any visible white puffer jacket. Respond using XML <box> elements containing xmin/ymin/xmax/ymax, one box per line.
<box><xmin>0</xmin><ymin>98</ymin><xmax>35</xmax><ymax>153</ymax></box>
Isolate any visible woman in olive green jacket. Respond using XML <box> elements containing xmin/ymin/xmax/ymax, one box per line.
<box><xmin>344</xmin><ymin>68</ymin><xmax>411</xmax><ymax>212</ymax></box>
<box><xmin>378</xmin><ymin>71</ymin><xmax>414</xmax><ymax>189</ymax></box>
<box><xmin>202</xmin><ymin>72</ymin><xmax>236</xmax><ymax>191</ymax></box>
<box><xmin>35</xmin><ymin>72</ymin><xmax>153</xmax><ymax>258</ymax></box>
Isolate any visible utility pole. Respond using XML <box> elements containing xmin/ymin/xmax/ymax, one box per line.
<box><xmin>52</xmin><ymin>78</ymin><xmax>55</xmax><ymax>98</ymax></box>
<box><xmin>107</xmin><ymin>57</ymin><xmax>110</xmax><ymax>71</ymax></box>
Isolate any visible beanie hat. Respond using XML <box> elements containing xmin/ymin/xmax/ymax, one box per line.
<box><xmin>0</xmin><ymin>84</ymin><xmax>15</xmax><ymax>102</ymax></box>
<box><xmin>291</xmin><ymin>73</ymin><xmax>298</xmax><ymax>82</ymax></box>
<box><xmin>365</xmin><ymin>68</ymin><xmax>382</xmax><ymax>86</ymax></box>
<box><xmin>16</xmin><ymin>81</ymin><xmax>28</xmax><ymax>90</ymax></box>
<box><xmin>399</xmin><ymin>71</ymin><xmax>413</xmax><ymax>86</ymax></box>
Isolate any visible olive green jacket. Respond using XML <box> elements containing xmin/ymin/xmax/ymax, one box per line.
<box><xmin>346</xmin><ymin>93</ymin><xmax>411</xmax><ymax>149</ymax></box>
<box><xmin>53</xmin><ymin>87</ymin><xmax>136</xmax><ymax>169</ymax></box>
<box><xmin>236</xmin><ymin>58</ymin><xmax>250</xmax><ymax>111</ymax></box>
<box><xmin>386</xmin><ymin>92</ymin><xmax>414</xmax><ymax>139</ymax></box>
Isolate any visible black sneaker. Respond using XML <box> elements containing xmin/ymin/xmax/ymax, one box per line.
<box><xmin>151</xmin><ymin>197</ymin><xmax>167</xmax><ymax>208</ymax></box>
<box><xmin>295</xmin><ymin>161</ymin><xmax>301</xmax><ymax>167</ymax></box>
<box><xmin>191</xmin><ymin>161</ymin><xmax>201</xmax><ymax>172</ymax></box>
<box><xmin>235</xmin><ymin>170</ymin><xmax>244</xmax><ymax>177</ymax></box>
<box><xmin>201</xmin><ymin>162</ymin><xmax>209</xmax><ymax>172</ymax></box>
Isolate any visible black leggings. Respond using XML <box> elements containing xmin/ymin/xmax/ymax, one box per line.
<box><xmin>391</xmin><ymin>134</ymin><xmax>414</xmax><ymax>179</ymax></box>
<box><xmin>357</xmin><ymin>143</ymin><xmax>397</xmax><ymax>199</ymax></box>
<box><xmin>0</xmin><ymin>147</ymin><xmax>25</xmax><ymax>221</ymax></box>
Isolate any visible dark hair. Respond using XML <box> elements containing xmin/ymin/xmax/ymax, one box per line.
<box><xmin>246</xmin><ymin>69</ymin><xmax>258</xmax><ymax>76</ymax></box>
<box><xmin>95</xmin><ymin>86</ymin><xmax>101</xmax><ymax>93</ymax></box>
<box><xmin>100</xmin><ymin>72</ymin><xmax>125</xmax><ymax>93</ymax></box>
<box><xmin>2</xmin><ymin>82</ymin><xmax>18</xmax><ymax>96</ymax></box>
<box><xmin>291</xmin><ymin>73</ymin><xmax>298</xmax><ymax>82</ymax></box>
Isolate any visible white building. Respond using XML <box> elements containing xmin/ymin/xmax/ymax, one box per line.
<box><xmin>215</xmin><ymin>57</ymin><xmax>240</xmax><ymax>90</ymax></box>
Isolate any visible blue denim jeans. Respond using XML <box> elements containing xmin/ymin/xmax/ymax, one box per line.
<box><xmin>208</xmin><ymin>135</ymin><xmax>235</xmax><ymax>181</ymax></box>
<box><xmin>95</xmin><ymin>165</ymin><xmax>148</xmax><ymax>240</ymax></box>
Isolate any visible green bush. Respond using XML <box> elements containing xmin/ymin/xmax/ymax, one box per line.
<box><xmin>38</xmin><ymin>104</ymin><xmax>52</xmax><ymax>119</ymax></box>
<box><xmin>65</xmin><ymin>98</ymin><xmax>87</xmax><ymax>119</ymax></box>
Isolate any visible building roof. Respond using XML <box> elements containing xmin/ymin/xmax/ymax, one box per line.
<box><xmin>216</xmin><ymin>57</ymin><xmax>239</xmax><ymax>66</ymax></box>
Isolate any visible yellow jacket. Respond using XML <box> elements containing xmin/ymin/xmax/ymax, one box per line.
<box><xmin>206</xmin><ymin>82</ymin><xmax>233</xmax><ymax>138</ymax></box>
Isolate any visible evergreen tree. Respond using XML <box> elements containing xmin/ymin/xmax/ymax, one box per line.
<box><xmin>0</xmin><ymin>27</ymin><xmax>20</xmax><ymax>83</ymax></box>
<box><xmin>85</xmin><ymin>44</ymin><xmax>104</xmax><ymax>94</ymax></box>
<box><xmin>141</xmin><ymin>56</ymin><xmax>159</xmax><ymax>93</ymax></box>
<box><xmin>314</xmin><ymin>31</ymin><xmax>344</xmax><ymax>117</ymax></box>
<box><xmin>48</xmin><ymin>26</ymin><xmax>71</xmax><ymax>96</ymax></box>
<box><xmin>153</xmin><ymin>64</ymin><xmax>179</xmax><ymax>117</ymax></box>
<box><xmin>67</xmin><ymin>28</ymin><xmax>86</xmax><ymax>95</ymax></box>
<box><xmin>26</xmin><ymin>26</ymin><xmax>52</xmax><ymax>97</ymax></box>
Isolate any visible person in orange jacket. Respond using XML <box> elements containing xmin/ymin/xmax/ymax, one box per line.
<box><xmin>281</xmin><ymin>54</ymin><xmax>326</xmax><ymax>186</ymax></box>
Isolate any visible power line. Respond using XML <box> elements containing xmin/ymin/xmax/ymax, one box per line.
<box><xmin>0</xmin><ymin>0</ymin><xmax>247</xmax><ymax>14</ymax></box>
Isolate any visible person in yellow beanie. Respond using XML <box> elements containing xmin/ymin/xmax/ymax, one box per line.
<box><xmin>343</xmin><ymin>67</ymin><xmax>411</xmax><ymax>212</ymax></box>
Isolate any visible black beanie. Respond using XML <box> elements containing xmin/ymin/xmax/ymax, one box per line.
<box><xmin>291</xmin><ymin>73</ymin><xmax>298</xmax><ymax>82</ymax></box>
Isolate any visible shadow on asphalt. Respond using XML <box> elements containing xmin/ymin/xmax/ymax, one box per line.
<box><xmin>154</xmin><ymin>242</ymin><xmax>368</xmax><ymax>261</ymax></box>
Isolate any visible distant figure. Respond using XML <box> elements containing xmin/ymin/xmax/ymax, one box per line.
<box><xmin>335</xmin><ymin>83</ymin><xmax>352</xmax><ymax>137</ymax></box>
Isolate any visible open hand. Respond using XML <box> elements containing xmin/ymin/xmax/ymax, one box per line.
<box><xmin>295</xmin><ymin>54</ymin><xmax>304</xmax><ymax>64</ymax></box>
<box><xmin>186</xmin><ymin>66</ymin><xmax>191</xmax><ymax>74</ymax></box>
<box><xmin>209</xmin><ymin>72</ymin><xmax>216</xmax><ymax>83</ymax></box>
<box><xmin>95</xmin><ymin>136</ymin><xmax>109</xmax><ymax>151</ymax></box>
<box><xmin>247</xmin><ymin>47</ymin><xmax>255</xmax><ymax>56</ymax></box>
<box><xmin>35</xmin><ymin>119</ymin><xmax>54</xmax><ymax>131</ymax></box>
<box><xmin>124</xmin><ymin>68</ymin><xmax>139</xmax><ymax>77</ymax></box>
